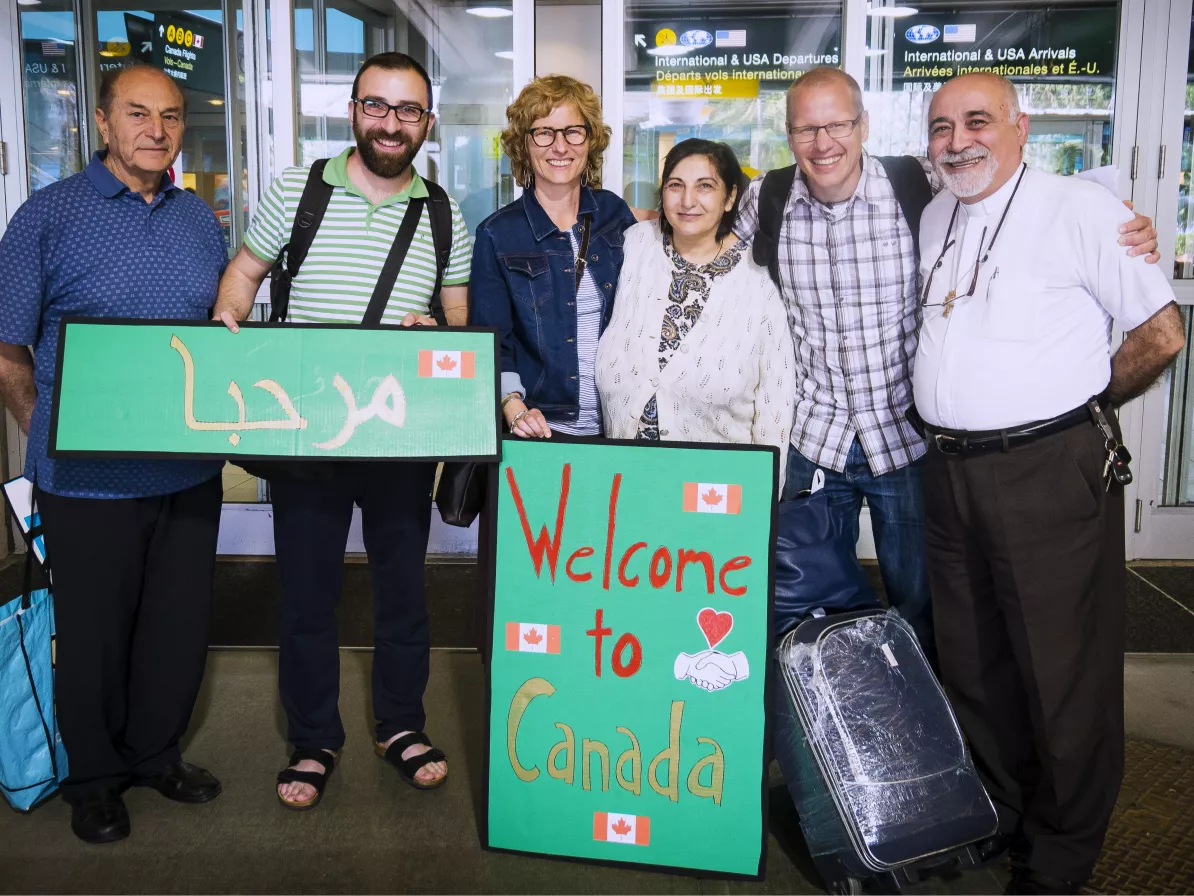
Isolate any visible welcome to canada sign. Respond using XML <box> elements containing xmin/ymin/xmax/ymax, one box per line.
<box><xmin>484</xmin><ymin>437</ymin><xmax>777</xmax><ymax>878</ymax></box>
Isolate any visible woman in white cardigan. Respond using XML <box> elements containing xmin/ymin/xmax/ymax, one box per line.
<box><xmin>596</xmin><ymin>139</ymin><xmax>796</xmax><ymax>485</ymax></box>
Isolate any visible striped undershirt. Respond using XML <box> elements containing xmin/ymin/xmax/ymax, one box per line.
<box><xmin>243</xmin><ymin>157</ymin><xmax>472</xmax><ymax>325</ymax></box>
<box><xmin>549</xmin><ymin>225</ymin><xmax>602</xmax><ymax>436</ymax></box>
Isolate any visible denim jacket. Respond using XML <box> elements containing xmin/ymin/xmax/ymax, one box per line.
<box><xmin>470</xmin><ymin>186</ymin><xmax>637</xmax><ymax>423</ymax></box>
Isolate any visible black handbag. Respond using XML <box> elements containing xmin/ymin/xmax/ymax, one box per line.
<box><xmin>436</xmin><ymin>462</ymin><xmax>487</xmax><ymax>527</ymax></box>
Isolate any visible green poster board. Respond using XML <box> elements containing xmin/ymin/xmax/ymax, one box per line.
<box><xmin>484</xmin><ymin>437</ymin><xmax>777</xmax><ymax>878</ymax></box>
<box><xmin>49</xmin><ymin>319</ymin><xmax>499</xmax><ymax>462</ymax></box>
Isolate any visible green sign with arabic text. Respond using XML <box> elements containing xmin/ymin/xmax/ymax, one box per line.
<box><xmin>50</xmin><ymin>320</ymin><xmax>499</xmax><ymax>461</ymax></box>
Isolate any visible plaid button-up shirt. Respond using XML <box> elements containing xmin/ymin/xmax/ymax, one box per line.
<box><xmin>737</xmin><ymin>153</ymin><xmax>939</xmax><ymax>476</ymax></box>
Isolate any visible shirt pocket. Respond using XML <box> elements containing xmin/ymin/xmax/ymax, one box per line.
<box><xmin>499</xmin><ymin>253</ymin><xmax>552</xmax><ymax>310</ymax></box>
<box><xmin>981</xmin><ymin>269</ymin><xmax>1042</xmax><ymax>343</ymax></box>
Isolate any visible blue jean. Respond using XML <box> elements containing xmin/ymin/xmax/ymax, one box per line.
<box><xmin>780</xmin><ymin>439</ymin><xmax>934</xmax><ymax>665</ymax></box>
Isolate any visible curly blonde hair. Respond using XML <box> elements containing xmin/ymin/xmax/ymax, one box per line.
<box><xmin>501</xmin><ymin>76</ymin><xmax>610</xmax><ymax>189</ymax></box>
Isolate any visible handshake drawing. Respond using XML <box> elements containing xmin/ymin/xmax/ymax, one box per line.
<box><xmin>673</xmin><ymin>649</ymin><xmax>750</xmax><ymax>692</ymax></box>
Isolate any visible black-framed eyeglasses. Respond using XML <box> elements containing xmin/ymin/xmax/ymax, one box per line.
<box><xmin>920</xmin><ymin>227</ymin><xmax>987</xmax><ymax>313</ymax></box>
<box><xmin>527</xmin><ymin>124</ymin><xmax>590</xmax><ymax>147</ymax></box>
<box><xmin>352</xmin><ymin>97</ymin><xmax>430</xmax><ymax>124</ymax></box>
<box><xmin>786</xmin><ymin>115</ymin><xmax>862</xmax><ymax>144</ymax></box>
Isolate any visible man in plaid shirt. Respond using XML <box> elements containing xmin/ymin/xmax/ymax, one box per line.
<box><xmin>736</xmin><ymin>68</ymin><xmax>1157</xmax><ymax>661</ymax></box>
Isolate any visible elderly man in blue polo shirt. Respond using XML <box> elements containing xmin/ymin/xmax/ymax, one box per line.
<box><xmin>0</xmin><ymin>64</ymin><xmax>227</xmax><ymax>844</ymax></box>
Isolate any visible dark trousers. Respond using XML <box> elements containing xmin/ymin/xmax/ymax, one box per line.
<box><xmin>783</xmin><ymin>439</ymin><xmax>935</xmax><ymax>665</ymax></box>
<box><xmin>37</xmin><ymin>475</ymin><xmax>222</xmax><ymax>801</ymax></box>
<box><xmin>924</xmin><ymin>420</ymin><xmax>1125</xmax><ymax>883</ymax></box>
<box><xmin>271</xmin><ymin>462</ymin><xmax>436</xmax><ymax>750</ymax></box>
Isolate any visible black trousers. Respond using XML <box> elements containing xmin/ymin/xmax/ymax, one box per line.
<box><xmin>37</xmin><ymin>475</ymin><xmax>222</xmax><ymax>802</ymax></box>
<box><xmin>271</xmin><ymin>462</ymin><xmax>436</xmax><ymax>750</ymax></box>
<box><xmin>924</xmin><ymin>420</ymin><xmax>1125</xmax><ymax>883</ymax></box>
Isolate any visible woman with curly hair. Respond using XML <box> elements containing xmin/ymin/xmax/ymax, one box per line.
<box><xmin>470</xmin><ymin>75</ymin><xmax>638</xmax><ymax>437</ymax></box>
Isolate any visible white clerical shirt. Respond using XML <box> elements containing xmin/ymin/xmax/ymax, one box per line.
<box><xmin>913</xmin><ymin>164</ymin><xmax>1176</xmax><ymax>431</ymax></box>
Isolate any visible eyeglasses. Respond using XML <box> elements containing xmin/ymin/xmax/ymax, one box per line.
<box><xmin>527</xmin><ymin>125</ymin><xmax>590</xmax><ymax>147</ymax></box>
<box><xmin>786</xmin><ymin>116</ymin><xmax>862</xmax><ymax>144</ymax></box>
<box><xmin>920</xmin><ymin>227</ymin><xmax>987</xmax><ymax>315</ymax></box>
<box><xmin>352</xmin><ymin>97</ymin><xmax>430</xmax><ymax>124</ymax></box>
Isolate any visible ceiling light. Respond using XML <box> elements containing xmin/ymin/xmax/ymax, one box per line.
<box><xmin>494</xmin><ymin>50</ymin><xmax>515</xmax><ymax>60</ymax></box>
<box><xmin>209</xmin><ymin>98</ymin><xmax>225</xmax><ymax>105</ymax></box>
<box><xmin>867</xmin><ymin>5</ymin><xmax>918</xmax><ymax>17</ymax></box>
<box><xmin>18</xmin><ymin>0</ymin><xmax>43</xmax><ymax>6</ymax></box>
<box><xmin>56</xmin><ymin>89</ymin><xmax>72</xmax><ymax>96</ymax></box>
<box><xmin>466</xmin><ymin>6</ymin><xmax>512</xmax><ymax>17</ymax></box>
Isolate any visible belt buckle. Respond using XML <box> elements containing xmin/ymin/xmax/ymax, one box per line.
<box><xmin>934</xmin><ymin>433</ymin><xmax>964</xmax><ymax>454</ymax></box>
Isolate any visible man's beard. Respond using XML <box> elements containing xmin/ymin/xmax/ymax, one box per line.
<box><xmin>933</xmin><ymin>146</ymin><xmax>998</xmax><ymax>199</ymax></box>
<box><xmin>353</xmin><ymin>120</ymin><xmax>424</xmax><ymax>179</ymax></box>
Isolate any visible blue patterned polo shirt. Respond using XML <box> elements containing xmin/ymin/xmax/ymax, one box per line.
<box><xmin>0</xmin><ymin>152</ymin><xmax>225</xmax><ymax>498</ymax></box>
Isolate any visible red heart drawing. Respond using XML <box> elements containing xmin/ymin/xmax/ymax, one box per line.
<box><xmin>697</xmin><ymin>608</ymin><xmax>734</xmax><ymax>649</ymax></box>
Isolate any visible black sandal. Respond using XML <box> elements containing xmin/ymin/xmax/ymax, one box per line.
<box><xmin>276</xmin><ymin>748</ymin><xmax>337</xmax><ymax>810</ymax></box>
<box><xmin>375</xmin><ymin>733</ymin><xmax>448</xmax><ymax>790</ymax></box>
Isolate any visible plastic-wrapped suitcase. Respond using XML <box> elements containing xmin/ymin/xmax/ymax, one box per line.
<box><xmin>775</xmin><ymin>609</ymin><xmax>998</xmax><ymax>894</ymax></box>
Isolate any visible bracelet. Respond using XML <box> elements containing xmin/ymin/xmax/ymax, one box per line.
<box><xmin>501</xmin><ymin>391</ymin><xmax>523</xmax><ymax>408</ymax></box>
<box><xmin>510</xmin><ymin>408</ymin><xmax>528</xmax><ymax>427</ymax></box>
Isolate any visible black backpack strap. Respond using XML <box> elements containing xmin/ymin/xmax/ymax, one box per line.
<box><xmin>269</xmin><ymin>159</ymin><xmax>334</xmax><ymax>323</ymax></box>
<box><xmin>361</xmin><ymin>197</ymin><xmax>427</xmax><ymax>327</ymax></box>
<box><xmin>876</xmin><ymin>155</ymin><xmax>934</xmax><ymax>258</ymax></box>
<box><xmin>752</xmin><ymin>164</ymin><xmax>798</xmax><ymax>287</ymax></box>
<box><xmin>422</xmin><ymin>179</ymin><xmax>455</xmax><ymax>326</ymax></box>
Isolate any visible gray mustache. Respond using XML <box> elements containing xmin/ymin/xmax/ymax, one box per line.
<box><xmin>937</xmin><ymin>147</ymin><xmax>990</xmax><ymax>165</ymax></box>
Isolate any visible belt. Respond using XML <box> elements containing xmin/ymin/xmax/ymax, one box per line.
<box><xmin>913</xmin><ymin>390</ymin><xmax>1110</xmax><ymax>456</ymax></box>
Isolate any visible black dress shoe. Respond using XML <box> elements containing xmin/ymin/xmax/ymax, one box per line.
<box><xmin>1004</xmin><ymin>868</ymin><xmax>1084</xmax><ymax>895</ymax></box>
<box><xmin>70</xmin><ymin>790</ymin><xmax>130</xmax><ymax>844</ymax></box>
<box><xmin>134</xmin><ymin>761</ymin><xmax>222</xmax><ymax>804</ymax></box>
<box><xmin>975</xmin><ymin>832</ymin><xmax>1029</xmax><ymax>868</ymax></box>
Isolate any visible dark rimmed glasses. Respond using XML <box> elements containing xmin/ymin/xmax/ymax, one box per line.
<box><xmin>352</xmin><ymin>97</ymin><xmax>431</xmax><ymax>123</ymax></box>
<box><xmin>528</xmin><ymin>124</ymin><xmax>590</xmax><ymax>147</ymax></box>
<box><xmin>786</xmin><ymin>115</ymin><xmax>862</xmax><ymax>144</ymax></box>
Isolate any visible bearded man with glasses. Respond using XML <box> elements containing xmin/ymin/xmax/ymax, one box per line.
<box><xmin>214</xmin><ymin>52</ymin><xmax>473</xmax><ymax>809</ymax></box>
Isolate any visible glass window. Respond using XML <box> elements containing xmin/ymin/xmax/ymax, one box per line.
<box><xmin>88</xmin><ymin>2</ymin><xmax>248</xmax><ymax>254</ymax></box>
<box><xmin>294</xmin><ymin>0</ymin><xmax>517</xmax><ymax>233</ymax></box>
<box><xmin>621</xmin><ymin>1</ymin><xmax>843</xmax><ymax>209</ymax></box>
<box><xmin>863</xmin><ymin>1</ymin><xmax>1118</xmax><ymax>175</ymax></box>
<box><xmin>1174</xmin><ymin>16</ymin><xmax>1194</xmax><ymax>280</ymax></box>
<box><xmin>18</xmin><ymin>0</ymin><xmax>85</xmax><ymax>192</ymax></box>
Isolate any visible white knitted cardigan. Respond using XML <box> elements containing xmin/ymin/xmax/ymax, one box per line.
<box><xmin>595</xmin><ymin>221</ymin><xmax>797</xmax><ymax>488</ymax></box>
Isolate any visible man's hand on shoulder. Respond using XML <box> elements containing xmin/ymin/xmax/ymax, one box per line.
<box><xmin>1120</xmin><ymin>200</ymin><xmax>1159</xmax><ymax>263</ymax></box>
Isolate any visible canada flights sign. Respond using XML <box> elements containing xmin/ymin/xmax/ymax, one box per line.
<box><xmin>483</xmin><ymin>437</ymin><xmax>777</xmax><ymax>877</ymax></box>
<box><xmin>151</xmin><ymin>11</ymin><xmax>225</xmax><ymax>96</ymax></box>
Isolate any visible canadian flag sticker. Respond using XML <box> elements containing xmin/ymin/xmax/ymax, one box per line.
<box><xmin>418</xmin><ymin>350</ymin><xmax>475</xmax><ymax>379</ymax></box>
<box><xmin>593</xmin><ymin>812</ymin><xmax>650</xmax><ymax>846</ymax></box>
<box><xmin>683</xmin><ymin>482</ymin><xmax>742</xmax><ymax>514</ymax></box>
<box><xmin>505</xmin><ymin>622</ymin><xmax>561</xmax><ymax>654</ymax></box>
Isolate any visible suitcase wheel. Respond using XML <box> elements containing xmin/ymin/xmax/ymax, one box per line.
<box><xmin>828</xmin><ymin>877</ymin><xmax>864</xmax><ymax>896</ymax></box>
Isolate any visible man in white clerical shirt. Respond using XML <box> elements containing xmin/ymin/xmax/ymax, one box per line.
<box><xmin>913</xmin><ymin>73</ymin><xmax>1185</xmax><ymax>896</ymax></box>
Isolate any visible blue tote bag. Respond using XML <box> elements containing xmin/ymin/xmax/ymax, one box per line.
<box><xmin>774</xmin><ymin>469</ymin><xmax>881</xmax><ymax>636</ymax></box>
<box><xmin>0</xmin><ymin>498</ymin><xmax>67</xmax><ymax>811</ymax></box>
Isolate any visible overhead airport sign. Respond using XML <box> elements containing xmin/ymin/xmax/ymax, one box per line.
<box><xmin>152</xmin><ymin>10</ymin><xmax>225</xmax><ymax>96</ymax></box>
<box><xmin>891</xmin><ymin>7</ymin><xmax>1116</xmax><ymax>89</ymax></box>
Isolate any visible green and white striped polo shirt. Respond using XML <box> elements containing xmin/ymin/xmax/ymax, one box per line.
<box><xmin>243</xmin><ymin>147</ymin><xmax>472</xmax><ymax>324</ymax></box>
